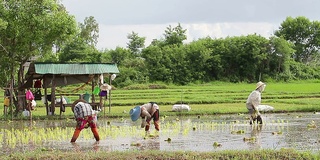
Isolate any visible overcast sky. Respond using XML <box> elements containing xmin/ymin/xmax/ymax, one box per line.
<box><xmin>61</xmin><ymin>0</ymin><xmax>320</xmax><ymax>50</ymax></box>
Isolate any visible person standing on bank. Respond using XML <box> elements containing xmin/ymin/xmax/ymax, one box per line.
<box><xmin>70</xmin><ymin>100</ymin><xmax>100</xmax><ymax>142</ymax></box>
<box><xmin>130</xmin><ymin>102</ymin><xmax>160</xmax><ymax>132</ymax></box>
<box><xmin>25</xmin><ymin>88</ymin><xmax>34</xmax><ymax>111</ymax></box>
<box><xmin>246</xmin><ymin>81</ymin><xmax>266</xmax><ymax>125</ymax></box>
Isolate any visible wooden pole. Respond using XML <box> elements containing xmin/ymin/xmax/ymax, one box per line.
<box><xmin>109</xmin><ymin>75</ymin><xmax>112</xmax><ymax>114</ymax></box>
<box><xmin>44</xmin><ymin>76</ymin><xmax>49</xmax><ymax>115</ymax></box>
<box><xmin>51</xmin><ymin>75</ymin><xmax>56</xmax><ymax>115</ymax></box>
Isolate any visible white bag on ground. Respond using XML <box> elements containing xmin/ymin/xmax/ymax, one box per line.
<box><xmin>172</xmin><ymin>104</ymin><xmax>191</xmax><ymax>112</ymax></box>
<box><xmin>23</xmin><ymin>109</ymin><xmax>30</xmax><ymax>117</ymax></box>
<box><xmin>31</xmin><ymin>100</ymin><xmax>37</xmax><ymax>107</ymax></box>
<box><xmin>257</xmin><ymin>105</ymin><xmax>274</xmax><ymax>112</ymax></box>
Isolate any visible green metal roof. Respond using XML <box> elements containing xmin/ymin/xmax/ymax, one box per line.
<box><xmin>33</xmin><ymin>63</ymin><xmax>120</xmax><ymax>75</ymax></box>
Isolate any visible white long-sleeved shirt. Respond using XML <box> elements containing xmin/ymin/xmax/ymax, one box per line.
<box><xmin>246</xmin><ymin>90</ymin><xmax>261</xmax><ymax>109</ymax></box>
<box><xmin>140</xmin><ymin>102</ymin><xmax>159</xmax><ymax>119</ymax></box>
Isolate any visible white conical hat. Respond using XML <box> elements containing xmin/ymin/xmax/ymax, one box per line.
<box><xmin>100</xmin><ymin>83</ymin><xmax>111</xmax><ymax>91</ymax></box>
<box><xmin>256</xmin><ymin>81</ymin><xmax>266</xmax><ymax>90</ymax></box>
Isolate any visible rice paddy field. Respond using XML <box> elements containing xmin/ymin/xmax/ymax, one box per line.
<box><xmin>38</xmin><ymin>80</ymin><xmax>320</xmax><ymax>118</ymax></box>
<box><xmin>2</xmin><ymin>80</ymin><xmax>318</xmax><ymax>119</ymax></box>
<box><xmin>1</xmin><ymin>80</ymin><xmax>320</xmax><ymax>159</ymax></box>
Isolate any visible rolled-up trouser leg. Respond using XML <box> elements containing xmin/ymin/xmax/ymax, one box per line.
<box><xmin>91</xmin><ymin>127</ymin><xmax>100</xmax><ymax>141</ymax></box>
<box><xmin>153</xmin><ymin>109</ymin><xmax>160</xmax><ymax>131</ymax></box>
<box><xmin>257</xmin><ymin>115</ymin><xmax>263</xmax><ymax>124</ymax></box>
<box><xmin>154</xmin><ymin>120</ymin><xmax>160</xmax><ymax>131</ymax></box>
<box><xmin>71</xmin><ymin>128</ymin><xmax>81</xmax><ymax>142</ymax></box>
<box><xmin>145</xmin><ymin>121</ymin><xmax>150</xmax><ymax>131</ymax></box>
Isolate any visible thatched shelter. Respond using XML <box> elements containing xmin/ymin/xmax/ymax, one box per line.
<box><xmin>22</xmin><ymin>62</ymin><xmax>120</xmax><ymax>116</ymax></box>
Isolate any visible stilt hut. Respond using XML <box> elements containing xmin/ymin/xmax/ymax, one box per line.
<box><xmin>21</xmin><ymin>62</ymin><xmax>120</xmax><ymax>116</ymax></box>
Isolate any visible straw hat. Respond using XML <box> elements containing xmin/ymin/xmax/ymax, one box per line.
<box><xmin>129</xmin><ymin>106</ymin><xmax>141</xmax><ymax>121</ymax></box>
<box><xmin>100</xmin><ymin>83</ymin><xmax>111</xmax><ymax>91</ymax></box>
<box><xmin>71</xmin><ymin>99</ymin><xmax>87</xmax><ymax>112</ymax></box>
<box><xmin>256</xmin><ymin>81</ymin><xmax>266</xmax><ymax>90</ymax></box>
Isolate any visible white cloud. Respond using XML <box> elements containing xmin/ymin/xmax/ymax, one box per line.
<box><xmin>61</xmin><ymin>0</ymin><xmax>320</xmax><ymax>50</ymax></box>
<box><xmin>97</xmin><ymin>22</ymin><xmax>278</xmax><ymax>50</ymax></box>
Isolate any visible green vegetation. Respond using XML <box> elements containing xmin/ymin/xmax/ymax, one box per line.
<box><xmin>1</xmin><ymin>80</ymin><xmax>320</xmax><ymax>119</ymax></box>
<box><xmin>0</xmin><ymin>81</ymin><xmax>319</xmax><ymax>159</ymax></box>
<box><xmin>1</xmin><ymin>148</ymin><xmax>319</xmax><ymax>160</ymax></box>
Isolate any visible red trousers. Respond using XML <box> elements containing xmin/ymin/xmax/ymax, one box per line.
<box><xmin>145</xmin><ymin>109</ymin><xmax>160</xmax><ymax>131</ymax></box>
<box><xmin>70</xmin><ymin>115</ymin><xmax>100</xmax><ymax>142</ymax></box>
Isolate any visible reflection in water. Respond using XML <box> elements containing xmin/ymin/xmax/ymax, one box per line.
<box><xmin>139</xmin><ymin>139</ymin><xmax>160</xmax><ymax>150</ymax></box>
<box><xmin>247</xmin><ymin>125</ymin><xmax>263</xmax><ymax>150</ymax></box>
<box><xmin>93</xmin><ymin>141</ymin><xmax>100</xmax><ymax>151</ymax></box>
<box><xmin>71</xmin><ymin>142</ymin><xmax>80</xmax><ymax>151</ymax></box>
<box><xmin>1</xmin><ymin>113</ymin><xmax>320</xmax><ymax>153</ymax></box>
<box><xmin>70</xmin><ymin>141</ymin><xmax>101</xmax><ymax>152</ymax></box>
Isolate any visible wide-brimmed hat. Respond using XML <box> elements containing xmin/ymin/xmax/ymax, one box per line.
<box><xmin>71</xmin><ymin>99</ymin><xmax>87</xmax><ymax>112</ymax></box>
<box><xmin>129</xmin><ymin>106</ymin><xmax>141</xmax><ymax>121</ymax></box>
<box><xmin>100</xmin><ymin>83</ymin><xmax>111</xmax><ymax>91</ymax></box>
<box><xmin>256</xmin><ymin>81</ymin><xmax>266</xmax><ymax>90</ymax></box>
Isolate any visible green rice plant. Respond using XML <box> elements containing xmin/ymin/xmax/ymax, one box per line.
<box><xmin>1</xmin><ymin>80</ymin><xmax>320</xmax><ymax>119</ymax></box>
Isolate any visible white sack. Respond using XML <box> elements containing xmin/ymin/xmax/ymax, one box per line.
<box><xmin>22</xmin><ymin>110</ymin><xmax>30</xmax><ymax>117</ymax></box>
<box><xmin>31</xmin><ymin>100</ymin><xmax>37</xmax><ymax>107</ymax></box>
<box><xmin>172</xmin><ymin>104</ymin><xmax>191</xmax><ymax>112</ymax></box>
<box><xmin>257</xmin><ymin>105</ymin><xmax>274</xmax><ymax>112</ymax></box>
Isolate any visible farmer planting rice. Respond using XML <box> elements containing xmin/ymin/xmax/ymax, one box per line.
<box><xmin>130</xmin><ymin>102</ymin><xmax>160</xmax><ymax>132</ymax></box>
<box><xmin>70</xmin><ymin>99</ymin><xmax>100</xmax><ymax>142</ymax></box>
<box><xmin>246</xmin><ymin>81</ymin><xmax>266</xmax><ymax>125</ymax></box>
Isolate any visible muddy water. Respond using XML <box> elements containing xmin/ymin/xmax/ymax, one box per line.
<box><xmin>1</xmin><ymin>112</ymin><xmax>320</xmax><ymax>153</ymax></box>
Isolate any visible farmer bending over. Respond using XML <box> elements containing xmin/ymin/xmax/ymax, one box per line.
<box><xmin>246</xmin><ymin>81</ymin><xmax>266</xmax><ymax>125</ymax></box>
<box><xmin>130</xmin><ymin>102</ymin><xmax>160</xmax><ymax>132</ymax></box>
<box><xmin>70</xmin><ymin>100</ymin><xmax>100</xmax><ymax>142</ymax></box>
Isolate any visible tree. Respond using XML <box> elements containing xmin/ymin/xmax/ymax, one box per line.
<box><xmin>266</xmin><ymin>36</ymin><xmax>295</xmax><ymax>80</ymax></box>
<box><xmin>109</xmin><ymin>47</ymin><xmax>132</xmax><ymax>65</ymax></box>
<box><xmin>59</xmin><ymin>38</ymin><xmax>101</xmax><ymax>62</ymax></box>
<box><xmin>0</xmin><ymin>0</ymin><xmax>78</xmax><ymax>113</ymax></box>
<box><xmin>126</xmin><ymin>31</ymin><xmax>145</xmax><ymax>55</ymax></box>
<box><xmin>0</xmin><ymin>15</ymin><xmax>9</xmax><ymax>86</ymax></box>
<box><xmin>163</xmin><ymin>23</ymin><xmax>187</xmax><ymax>46</ymax></box>
<box><xmin>218</xmin><ymin>35</ymin><xmax>269</xmax><ymax>82</ymax></box>
<box><xmin>78</xmin><ymin>16</ymin><xmax>99</xmax><ymax>47</ymax></box>
<box><xmin>141</xmin><ymin>45</ymin><xmax>173</xmax><ymax>83</ymax></box>
<box><xmin>275</xmin><ymin>16</ymin><xmax>320</xmax><ymax>63</ymax></box>
<box><xmin>183</xmin><ymin>40</ymin><xmax>212</xmax><ymax>83</ymax></box>
<box><xmin>59</xmin><ymin>16</ymin><xmax>101</xmax><ymax>62</ymax></box>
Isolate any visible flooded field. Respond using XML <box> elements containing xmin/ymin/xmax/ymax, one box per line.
<box><xmin>1</xmin><ymin>112</ymin><xmax>320</xmax><ymax>153</ymax></box>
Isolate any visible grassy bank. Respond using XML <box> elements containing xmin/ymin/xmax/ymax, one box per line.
<box><xmin>1</xmin><ymin>148</ymin><xmax>319</xmax><ymax>160</ymax></box>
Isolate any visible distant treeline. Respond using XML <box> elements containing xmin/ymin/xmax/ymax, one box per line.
<box><xmin>1</xmin><ymin>0</ymin><xmax>319</xmax><ymax>89</ymax></box>
<box><xmin>108</xmin><ymin>17</ymin><xmax>320</xmax><ymax>87</ymax></box>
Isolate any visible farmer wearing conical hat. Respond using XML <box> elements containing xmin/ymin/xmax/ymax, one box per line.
<box><xmin>130</xmin><ymin>102</ymin><xmax>160</xmax><ymax>132</ymax></box>
<box><xmin>70</xmin><ymin>100</ymin><xmax>100</xmax><ymax>142</ymax></box>
<box><xmin>246</xmin><ymin>81</ymin><xmax>266</xmax><ymax>125</ymax></box>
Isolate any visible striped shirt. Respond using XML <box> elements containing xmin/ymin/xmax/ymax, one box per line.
<box><xmin>74</xmin><ymin>102</ymin><xmax>94</xmax><ymax>119</ymax></box>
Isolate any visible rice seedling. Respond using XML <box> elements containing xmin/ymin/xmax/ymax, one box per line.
<box><xmin>231</xmin><ymin>130</ymin><xmax>245</xmax><ymax>134</ymax></box>
<box><xmin>243</xmin><ymin>137</ymin><xmax>256</xmax><ymax>142</ymax></box>
<box><xmin>307</xmin><ymin>120</ymin><xmax>317</xmax><ymax>128</ymax></box>
<box><xmin>164</xmin><ymin>138</ymin><xmax>171</xmax><ymax>142</ymax></box>
<box><xmin>213</xmin><ymin>142</ymin><xmax>222</xmax><ymax>147</ymax></box>
<box><xmin>272</xmin><ymin>131</ymin><xmax>283</xmax><ymax>135</ymax></box>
